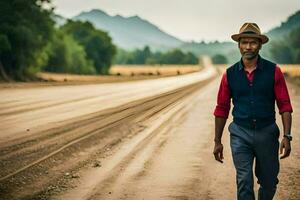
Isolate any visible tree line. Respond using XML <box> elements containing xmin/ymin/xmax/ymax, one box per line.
<box><xmin>0</xmin><ymin>0</ymin><xmax>116</xmax><ymax>81</ymax></box>
<box><xmin>3</xmin><ymin>0</ymin><xmax>296</xmax><ymax>81</ymax></box>
<box><xmin>114</xmin><ymin>46</ymin><xmax>199</xmax><ymax>65</ymax></box>
<box><xmin>269</xmin><ymin>26</ymin><xmax>300</xmax><ymax>64</ymax></box>
<box><xmin>0</xmin><ymin>0</ymin><xmax>201</xmax><ymax>81</ymax></box>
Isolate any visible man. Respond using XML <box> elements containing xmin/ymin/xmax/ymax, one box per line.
<box><xmin>213</xmin><ymin>22</ymin><xmax>293</xmax><ymax>200</ymax></box>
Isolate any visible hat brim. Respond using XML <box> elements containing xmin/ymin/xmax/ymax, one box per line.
<box><xmin>231</xmin><ymin>33</ymin><xmax>269</xmax><ymax>44</ymax></box>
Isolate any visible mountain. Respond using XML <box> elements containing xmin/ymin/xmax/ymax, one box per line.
<box><xmin>73</xmin><ymin>9</ymin><xmax>183</xmax><ymax>50</ymax></box>
<box><xmin>181</xmin><ymin>10</ymin><xmax>300</xmax><ymax>64</ymax></box>
<box><xmin>180</xmin><ymin>41</ymin><xmax>239</xmax><ymax>64</ymax></box>
<box><xmin>260</xmin><ymin>10</ymin><xmax>300</xmax><ymax>60</ymax></box>
<box><xmin>52</xmin><ymin>14</ymin><xmax>67</xmax><ymax>27</ymax></box>
<box><xmin>266</xmin><ymin>10</ymin><xmax>300</xmax><ymax>39</ymax></box>
<box><xmin>54</xmin><ymin>9</ymin><xmax>299</xmax><ymax>64</ymax></box>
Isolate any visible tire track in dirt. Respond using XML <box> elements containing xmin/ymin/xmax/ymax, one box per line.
<box><xmin>0</xmin><ymin>66</ymin><xmax>215</xmax><ymax>143</ymax></box>
<box><xmin>52</xmin><ymin>77</ymin><xmax>235</xmax><ymax>200</ymax></box>
<box><xmin>53</xmin><ymin>77</ymin><xmax>300</xmax><ymax>200</ymax></box>
<box><xmin>0</xmin><ymin>76</ymin><xmax>214</xmax><ymax>200</ymax></box>
<box><xmin>275</xmin><ymin>81</ymin><xmax>300</xmax><ymax>200</ymax></box>
<box><xmin>0</xmin><ymin>94</ymin><xmax>104</xmax><ymax>116</ymax></box>
<box><xmin>54</xmin><ymin>82</ymin><xmax>201</xmax><ymax>200</ymax></box>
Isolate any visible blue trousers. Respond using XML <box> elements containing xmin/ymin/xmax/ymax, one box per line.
<box><xmin>228</xmin><ymin>122</ymin><xmax>280</xmax><ymax>200</ymax></box>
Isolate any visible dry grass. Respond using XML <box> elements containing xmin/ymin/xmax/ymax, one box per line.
<box><xmin>31</xmin><ymin>65</ymin><xmax>202</xmax><ymax>83</ymax></box>
<box><xmin>280</xmin><ymin>65</ymin><xmax>300</xmax><ymax>87</ymax></box>
<box><xmin>110</xmin><ymin>65</ymin><xmax>202</xmax><ymax>76</ymax></box>
<box><xmin>0</xmin><ymin>65</ymin><xmax>202</xmax><ymax>88</ymax></box>
<box><xmin>214</xmin><ymin>64</ymin><xmax>227</xmax><ymax>74</ymax></box>
<box><xmin>279</xmin><ymin>64</ymin><xmax>300</xmax><ymax>77</ymax></box>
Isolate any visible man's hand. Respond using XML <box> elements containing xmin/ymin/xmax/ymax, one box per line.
<box><xmin>280</xmin><ymin>137</ymin><xmax>291</xmax><ymax>159</ymax></box>
<box><xmin>213</xmin><ymin>142</ymin><xmax>224</xmax><ymax>163</ymax></box>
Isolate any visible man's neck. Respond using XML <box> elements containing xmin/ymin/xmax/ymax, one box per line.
<box><xmin>242</xmin><ymin>56</ymin><xmax>258</xmax><ymax>71</ymax></box>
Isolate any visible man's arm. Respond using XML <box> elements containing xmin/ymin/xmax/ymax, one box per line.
<box><xmin>213</xmin><ymin>117</ymin><xmax>227</xmax><ymax>163</ymax></box>
<box><xmin>274</xmin><ymin>65</ymin><xmax>293</xmax><ymax>159</ymax></box>
<box><xmin>214</xmin><ymin>117</ymin><xmax>227</xmax><ymax>143</ymax></box>
<box><xmin>280</xmin><ymin>112</ymin><xmax>292</xmax><ymax>159</ymax></box>
<box><xmin>213</xmin><ymin>72</ymin><xmax>231</xmax><ymax>163</ymax></box>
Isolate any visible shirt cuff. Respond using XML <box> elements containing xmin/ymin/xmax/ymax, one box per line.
<box><xmin>214</xmin><ymin>107</ymin><xmax>229</xmax><ymax>118</ymax></box>
<box><xmin>279</xmin><ymin>104</ymin><xmax>293</xmax><ymax>114</ymax></box>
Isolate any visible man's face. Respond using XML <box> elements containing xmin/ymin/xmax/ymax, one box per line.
<box><xmin>239</xmin><ymin>37</ymin><xmax>261</xmax><ymax>60</ymax></box>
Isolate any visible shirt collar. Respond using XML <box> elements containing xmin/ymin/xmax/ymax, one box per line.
<box><xmin>238</xmin><ymin>55</ymin><xmax>263</xmax><ymax>71</ymax></box>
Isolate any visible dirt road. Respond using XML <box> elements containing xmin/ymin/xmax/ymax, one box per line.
<box><xmin>52</xmin><ymin>77</ymin><xmax>236</xmax><ymax>200</ymax></box>
<box><xmin>52</xmin><ymin>77</ymin><xmax>300</xmax><ymax>200</ymax></box>
<box><xmin>0</xmin><ymin>67</ymin><xmax>299</xmax><ymax>199</ymax></box>
<box><xmin>0</xmin><ymin>65</ymin><xmax>214</xmax><ymax>142</ymax></box>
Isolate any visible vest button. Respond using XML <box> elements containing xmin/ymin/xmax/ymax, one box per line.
<box><xmin>250</xmin><ymin>83</ymin><xmax>253</xmax><ymax>86</ymax></box>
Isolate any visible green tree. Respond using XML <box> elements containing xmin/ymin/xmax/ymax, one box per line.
<box><xmin>293</xmin><ymin>49</ymin><xmax>300</xmax><ymax>64</ymax></box>
<box><xmin>162</xmin><ymin>49</ymin><xmax>185</xmax><ymax>64</ymax></box>
<box><xmin>269</xmin><ymin>26</ymin><xmax>300</xmax><ymax>64</ymax></box>
<box><xmin>183</xmin><ymin>52</ymin><xmax>198</xmax><ymax>64</ymax></box>
<box><xmin>45</xmin><ymin>29</ymin><xmax>95</xmax><ymax>74</ymax></box>
<box><xmin>151</xmin><ymin>52</ymin><xmax>163</xmax><ymax>64</ymax></box>
<box><xmin>113</xmin><ymin>48</ymin><xmax>130</xmax><ymax>64</ymax></box>
<box><xmin>270</xmin><ymin>41</ymin><xmax>294</xmax><ymax>64</ymax></box>
<box><xmin>212</xmin><ymin>54</ymin><xmax>228</xmax><ymax>64</ymax></box>
<box><xmin>114</xmin><ymin>47</ymin><xmax>199</xmax><ymax>65</ymax></box>
<box><xmin>62</xmin><ymin>20</ymin><xmax>116</xmax><ymax>74</ymax></box>
<box><xmin>289</xmin><ymin>27</ymin><xmax>300</xmax><ymax>63</ymax></box>
<box><xmin>290</xmin><ymin>27</ymin><xmax>300</xmax><ymax>49</ymax></box>
<box><xmin>0</xmin><ymin>0</ymin><xmax>54</xmax><ymax>80</ymax></box>
<box><xmin>0</xmin><ymin>34</ymin><xmax>11</xmax><ymax>80</ymax></box>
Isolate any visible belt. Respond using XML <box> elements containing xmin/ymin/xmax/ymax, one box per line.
<box><xmin>233</xmin><ymin>117</ymin><xmax>275</xmax><ymax>130</ymax></box>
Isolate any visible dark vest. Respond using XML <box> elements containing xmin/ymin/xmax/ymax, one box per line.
<box><xmin>226</xmin><ymin>56</ymin><xmax>276</xmax><ymax>129</ymax></box>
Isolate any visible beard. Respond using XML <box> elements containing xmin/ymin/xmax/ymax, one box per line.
<box><xmin>242</xmin><ymin>51</ymin><xmax>259</xmax><ymax>60</ymax></box>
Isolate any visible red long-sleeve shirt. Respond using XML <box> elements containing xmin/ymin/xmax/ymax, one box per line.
<box><xmin>214</xmin><ymin>64</ymin><xmax>293</xmax><ymax>118</ymax></box>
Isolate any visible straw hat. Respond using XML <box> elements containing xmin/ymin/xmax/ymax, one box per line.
<box><xmin>231</xmin><ymin>23</ymin><xmax>269</xmax><ymax>44</ymax></box>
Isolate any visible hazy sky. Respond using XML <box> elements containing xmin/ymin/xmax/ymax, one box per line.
<box><xmin>53</xmin><ymin>0</ymin><xmax>300</xmax><ymax>42</ymax></box>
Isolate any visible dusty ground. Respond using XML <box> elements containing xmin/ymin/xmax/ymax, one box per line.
<box><xmin>53</xmin><ymin>77</ymin><xmax>237</xmax><ymax>200</ymax></box>
<box><xmin>0</xmin><ymin>74</ymin><xmax>183</xmax><ymax>89</ymax></box>
<box><xmin>0</xmin><ymin>66</ymin><xmax>215</xmax><ymax>199</ymax></box>
<box><xmin>0</xmin><ymin>65</ymin><xmax>202</xmax><ymax>89</ymax></box>
<box><xmin>110</xmin><ymin>65</ymin><xmax>201</xmax><ymax>76</ymax></box>
<box><xmin>52</xmin><ymin>77</ymin><xmax>300</xmax><ymax>200</ymax></box>
<box><xmin>0</xmin><ymin>67</ymin><xmax>299</xmax><ymax>200</ymax></box>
